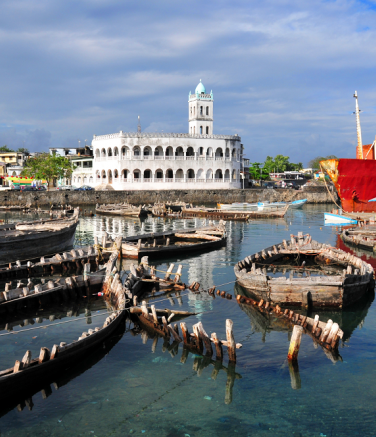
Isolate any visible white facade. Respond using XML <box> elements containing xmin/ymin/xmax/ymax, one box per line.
<box><xmin>92</xmin><ymin>81</ymin><xmax>243</xmax><ymax>190</ymax></box>
<box><xmin>71</xmin><ymin>156</ymin><xmax>95</xmax><ymax>187</ymax></box>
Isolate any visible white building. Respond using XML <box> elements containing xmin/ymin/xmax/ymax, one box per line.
<box><xmin>92</xmin><ymin>81</ymin><xmax>243</xmax><ymax>190</ymax></box>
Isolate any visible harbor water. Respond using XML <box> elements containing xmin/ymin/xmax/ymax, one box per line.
<box><xmin>0</xmin><ymin>204</ymin><xmax>375</xmax><ymax>436</ymax></box>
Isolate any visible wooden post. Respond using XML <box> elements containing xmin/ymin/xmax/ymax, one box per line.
<box><xmin>133</xmin><ymin>295</ymin><xmax>138</xmax><ymax>307</ymax></box>
<box><xmin>287</xmin><ymin>325</ymin><xmax>303</xmax><ymax>361</ymax></box>
<box><xmin>22</xmin><ymin>350</ymin><xmax>32</xmax><ymax>368</ymax></box>
<box><xmin>327</xmin><ymin>323</ymin><xmax>340</xmax><ymax>344</ymax></box>
<box><xmin>180</xmin><ymin>322</ymin><xmax>190</xmax><ymax>344</ymax></box>
<box><xmin>198</xmin><ymin>322</ymin><xmax>213</xmax><ymax>357</ymax></box>
<box><xmin>164</xmin><ymin>263</ymin><xmax>175</xmax><ymax>280</ymax></box>
<box><xmin>211</xmin><ymin>332</ymin><xmax>223</xmax><ymax>361</ymax></box>
<box><xmin>192</xmin><ymin>323</ymin><xmax>203</xmax><ymax>354</ymax></box>
<box><xmin>39</xmin><ymin>347</ymin><xmax>50</xmax><ymax>363</ymax></box>
<box><xmin>141</xmin><ymin>300</ymin><xmax>149</xmax><ymax>319</ymax></box>
<box><xmin>151</xmin><ymin>336</ymin><xmax>158</xmax><ymax>353</ymax></box>
<box><xmin>226</xmin><ymin>319</ymin><xmax>236</xmax><ymax>363</ymax></box>
<box><xmin>320</xmin><ymin>319</ymin><xmax>333</xmax><ymax>343</ymax></box>
<box><xmin>312</xmin><ymin>314</ymin><xmax>319</xmax><ymax>333</ymax></box>
<box><xmin>174</xmin><ymin>265</ymin><xmax>183</xmax><ymax>283</ymax></box>
<box><xmin>150</xmin><ymin>305</ymin><xmax>158</xmax><ymax>324</ymax></box>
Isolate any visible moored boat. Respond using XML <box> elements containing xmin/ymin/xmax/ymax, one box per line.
<box><xmin>95</xmin><ymin>203</ymin><xmax>148</xmax><ymax>218</ymax></box>
<box><xmin>324</xmin><ymin>212</ymin><xmax>357</xmax><ymax>225</ymax></box>
<box><xmin>0</xmin><ymin>209</ymin><xmax>80</xmax><ymax>264</ymax></box>
<box><xmin>121</xmin><ymin>223</ymin><xmax>226</xmax><ymax>259</ymax></box>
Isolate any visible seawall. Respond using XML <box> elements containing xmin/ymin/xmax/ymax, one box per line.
<box><xmin>0</xmin><ymin>186</ymin><xmax>336</xmax><ymax>207</ymax></box>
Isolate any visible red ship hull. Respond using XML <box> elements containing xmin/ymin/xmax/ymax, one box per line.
<box><xmin>321</xmin><ymin>158</ymin><xmax>376</xmax><ymax>213</ymax></box>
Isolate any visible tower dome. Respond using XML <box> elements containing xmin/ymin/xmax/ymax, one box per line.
<box><xmin>195</xmin><ymin>79</ymin><xmax>206</xmax><ymax>94</ymax></box>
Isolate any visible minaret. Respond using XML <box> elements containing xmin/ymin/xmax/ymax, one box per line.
<box><xmin>354</xmin><ymin>91</ymin><xmax>363</xmax><ymax>159</ymax></box>
<box><xmin>188</xmin><ymin>80</ymin><xmax>213</xmax><ymax>135</ymax></box>
<box><xmin>137</xmin><ymin>115</ymin><xmax>141</xmax><ymax>133</ymax></box>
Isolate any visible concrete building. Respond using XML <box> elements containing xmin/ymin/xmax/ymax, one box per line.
<box><xmin>92</xmin><ymin>81</ymin><xmax>243</xmax><ymax>190</ymax></box>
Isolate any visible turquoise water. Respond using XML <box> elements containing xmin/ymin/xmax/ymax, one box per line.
<box><xmin>0</xmin><ymin>205</ymin><xmax>375</xmax><ymax>436</ymax></box>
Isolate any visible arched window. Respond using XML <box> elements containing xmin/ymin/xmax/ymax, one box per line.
<box><xmin>197</xmin><ymin>168</ymin><xmax>204</xmax><ymax>179</ymax></box>
<box><xmin>133</xmin><ymin>146</ymin><xmax>140</xmax><ymax>157</ymax></box>
<box><xmin>200</xmin><ymin>126</ymin><xmax>203</xmax><ymax>134</ymax></box>
<box><xmin>133</xmin><ymin>169</ymin><xmax>141</xmax><ymax>179</ymax></box>
<box><xmin>186</xmin><ymin>146</ymin><xmax>194</xmax><ymax>157</ymax></box>
<box><xmin>215</xmin><ymin>147</ymin><xmax>223</xmax><ymax>158</ymax></box>
<box><xmin>200</xmin><ymin>106</ymin><xmax>203</xmax><ymax>115</ymax></box>
<box><xmin>206</xmin><ymin>106</ymin><xmax>209</xmax><ymax>115</ymax></box>
<box><xmin>95</xmin><ymin>149</ymin><xmax>100</xmax><ymax>158</ymax></box>
<box><xmin>232</xmin><ymin>149</ymin><xmax>237</xmax><ymax>158</ymax></box>
<box><xmin>114</xmin><ymin>169</ymin><xmax>118</xmax><ymax>179</ymax></box>
<box><xmin>225</xmin><ymin>148</ymin><xmax>230</xmax><ymax>158</ymax></box>
<box><xmin>96</xmin><ymin>170</ymin><xmax>100</xmax><ymax>179</ymax></box>
<box><xmin>206</xmin><ymin>169</ymin><xmax>213</xmax><ymax>179</ymax></box>
<box><xmin>101</xmin><ymin>148</ymin><xmax>106</xmax><ymax>157</ymax></box>
<box><xmin>144</xmin><ymin>146</ymin><xmax>152</xmax><ymax>158</ymax></box>
<box><xmin>215</xmin><ymin>169</ymin><xmax>223</xmax><ymax>180</ymax></box>
<box><xmin>143</xmin><ymin>169</ymin><xmax>152</xmax><ymax>180</ymax></box>
<box><xmin>206</xmin><ymin>127</ymin><xmax>209</xmax><ymax>134</ymax></box>
<box><xmin>187</xmin><ymin>169</ymin><xmax>195</xmax><ymax>180</ymax></box>
<box><xmin>190</xmin><ymin>107</ymin><xmax>192</xmax><ymax>114</ymax></box>
<box><xmin>154</xmin><ymin>146</ymin><xmax>163</xmax><ymax>157</ymax></box>
<box><xmin>166</xmin><ymin>146</ymin><xmax>173</xmax><ymax>157</ymax></box>
<box><xmin>155</xmin><ymin>169</ymin><xmax>163</xmax><ymax>180</ymax></box>
<box><xmin>175</xmin><ymin>169</ymin><xmax>184</xmax><ymax>180</ymax></box>
<box><xmin>122</xmin><ymin>169</ymin><xmax>129</xmax><ymax>179</ymax></box>
<box><xmin>175</xmin><ymin>146</ymin><xmax>184</xmax><ymax>157</ymax></box>
<box><xmin>224</xmin><ymin>169</ymin><xmax>230</xmax><ymax>180</ymax></box>
<box><xmin>114</xmin><ymin>147</ymin><xmax>119</xmax><ymax>156</ymax></box>
<box><xmin>122</xmin><ymin>146</ymin><xmax>130</xmax><ymax>157</ymax></box>
<box><xmin>107</xmin><ymin>148</ymin><xmax>113</xmax><ymax>157</ymax></box>
<box><xmin>108</xmin><ymin>170</ymin><xmax>113</xmax><ymax>184</ymax></box>
<box><xmin>207</xmin><ymin>147</ymin><xmax>213</xmax><ymax>157</ymax></box>
<box><xmin>165</xmin><ymin>169</ymin><xmax>173</xmax><ymax>179</ymax></box>
<box><xmin>101</xmin><ymin>170</ymin><xmax>106</xmax><ymax>179</ymax></box>
<box><xmin>232</xmin><ymin>169</ymin><xmax>237</xmax><ymax>180</ymax></box>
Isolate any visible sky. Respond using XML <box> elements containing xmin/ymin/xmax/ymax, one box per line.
<box><xmin>1</xmin><ymin>0</ymin><xmax>376</xmax><ymax>166</ymax></box>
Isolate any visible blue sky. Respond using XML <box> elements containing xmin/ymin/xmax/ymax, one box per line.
<box><xmin>1</xmin><ymin>0</ymin><xmax>376</xmax><ymax>165</ymax></box>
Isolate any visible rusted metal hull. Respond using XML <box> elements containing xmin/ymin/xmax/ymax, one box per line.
<box><xmin>321</xmin><ymin>158</ymin><xmax>376</xmax><ymax>213</ymax></box>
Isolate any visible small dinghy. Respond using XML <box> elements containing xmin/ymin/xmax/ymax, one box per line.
<box><xmin>234</xmin><ymin>232</ymin><xmax>374</xmax><ymax>308</ymax></box>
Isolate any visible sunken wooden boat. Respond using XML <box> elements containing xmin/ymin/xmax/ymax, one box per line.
<box><xmin>341</xmin><ymin>225</ymin><xmax>376</xmax><ymax>252</ymax></box>
<box><xmin>121</xmin><ymin>222</ymin><xmax>226</xmax><ymax>259</ymax></box>
<box><xmin>0</xmin><ymin>209</ymin><xmax>80</xmax><ymax>264</ymax></box>
<box><xmin>95</xmin><ymin>203</ymin><xmax>147</xmax><ymax>217</ymax></box>
<box><xmin>181</xmin><ymin>204</ymin><xmax>289</xmax><ymax>221</ymax></box>
<box><xmin>0</xmin><ymin>244</ymin><xmax>127</xmax><ymax>396</ymax></box>
<box><xmin>234</xmin><ymin>232</ymin><xmax>374</xmax><ymax>308</ymax></box>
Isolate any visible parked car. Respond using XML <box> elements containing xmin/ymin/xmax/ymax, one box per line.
<box><xmin>11</xmin><ymin>185</ymin><xmax>21</xmax><ymax>191</ymax></box>
<box><xmin>74</xmin><ymin>185</ymin><xmax>94</xmax><ymax>191</ymax></box>
<box><xmin>286</xmin><ymin>181</ymin><xmax>301</xmax><ymax>190</ymax></box>
<box><xmin>20</xmin><ymin>186</ymin><xmax>38</xmax><ymax>191</ymax></box>
<box><xmin>36</xmin><ymin>186</ymin><xmax>47</xmax><ymax>191</ymax></box>
<box><xmin>57</xmin><ymin>185</ymin><xmax>76</xmax><ymax>191</ymax></box>
<box><xmin>264</xmin><ymin>182</ymin><xmax>275</xmax><ymax>189</ymax></box>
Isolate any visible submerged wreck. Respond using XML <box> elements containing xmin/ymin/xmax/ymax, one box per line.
<box><xmin>121</xmin><ymin>222</ymin><xmax>226</xmax><ymax>259</ymax></box>
<box><xmin>234</xmin><ymin>232</ymin><xmax>374</xmax><ymax>308</ymax></box>
<box><xmin>341</xmin><ymin>224</ymin><xmax>376</xmax><ymax>252</ymax></box>
<box><xmin>0</xmin><ymin>208</ymin><xmax>80</xmax><ymax>264</ymax></box>
<box><xmin>95</xmin><ymin>203</ymin><xmax>147</xmax><ymax>218</ymax></box>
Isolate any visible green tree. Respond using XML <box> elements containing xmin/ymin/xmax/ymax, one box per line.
<box><xmin>17</xmin><ymin>147</ymin><xmax>30</xmax><ymax>154</ymax></box>
<box><xmin>21</xmin><ymin>153</ymin><xmax>74</xmax><ymax>188</ymax></box>
<box><xmin>0</xmin><ymin>145</ymin><xmax>14</xmax><ymax>152</ymax></box>
<box><xmin>261</xmin><ymin>155</ymin><xmax>303</xmax><ymax>175</ymax></box>
<box><xmin>308</xmin><ymin>155</ymin><xmax>338</xmax><ymax>170</ymax></box>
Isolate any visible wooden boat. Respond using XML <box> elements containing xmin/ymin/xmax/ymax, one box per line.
<box><xmin>121</xmin><ymin>223</ymin><xmax>226</xmax><ymax>259</ymax></box>
<box><xmin>0</xmin><ymin>244</ymin><xmax>127</xmax><ymax>398</ymax></box>
<box><xmin>95</xmin><ymin>203</ymin><xmax>148</xmax><ymax>218</ymax></box>
<box><xmin>0</xmin><ymin>209</ymin><xmax>80</xmax><ymax>264</ymax></box>
<box><xmin>341</xmin><ymin>226</ymin><xmax>376</xmax><ymax>252</ymax></box>
<box><xmin>290</xmin><ymin>199</ymin><xmax>307</xmax><ymax>209</ymax></box>
<box><xmin>217</xmin><ymin>199</ymin><xmax>307</xmax><ymax>212</ymax></box>
<box><xmin>234</xmin><ymin>232</ymin><xmax>374</xmax><ymax>308</ymax></box>
<box><xmin>182</xmin><ymin>204</ymin><xmax>289</xmax><ymax>221</ymax></box>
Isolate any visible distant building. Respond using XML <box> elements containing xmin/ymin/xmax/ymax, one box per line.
<box><xmin>92</xmin><ymin>81</ymin><xmax>243</xmax><ymax>190</ymax></box>
<box><xmin>71</xmin><ymin>156</ymin><xmax>94</xmax><ymax>187</ymax></box>
<box><xmin>0</xmin><ymin>151</ymin><xmax>28</xmax><ymax>177</ymax></box>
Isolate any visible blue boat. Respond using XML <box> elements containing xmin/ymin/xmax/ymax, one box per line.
<box><xmin>324</xmin><ymin>212</ymin><xmax>357</xmax><ymax>225</ymax></box>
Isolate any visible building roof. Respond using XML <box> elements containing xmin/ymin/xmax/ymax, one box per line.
<box><xmin>195</xmin><ymin>80</ymin><xmax>206</xmax><ymax>94</ymax></box>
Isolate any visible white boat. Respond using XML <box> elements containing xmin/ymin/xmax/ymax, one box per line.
<box><xmin>324</xmin><ymin>212</ymin><xmax>357</xmax><ymax>225</ymax></box>
<box><xmin>217</xmin><ymin>202</ymin><xmax>258</xmax><ymax>211</ymax></box>
<box><xmin>290</xmin><ymin>199</ymin><xmax>308</xmax><ymax>209</ymax></box>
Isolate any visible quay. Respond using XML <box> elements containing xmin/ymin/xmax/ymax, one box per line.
<box><xmin>0</xmin><ymin>186</ymin><xmax>336</xmax><ymax>207</ymax></box>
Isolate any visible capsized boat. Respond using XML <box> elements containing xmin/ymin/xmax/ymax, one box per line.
<box><xmin>0</xmin><ymin>209</ymin><xmax>80</xmax><ymax>264</ymax></box>
<box><xmin>234</xmin><ymin>232</ymin><xmax>374</xmax><ymax>307</ymax></box>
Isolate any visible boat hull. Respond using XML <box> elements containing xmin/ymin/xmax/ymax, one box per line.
<box><xmin>0</xmin><ymin>221</ymin><xmax>79</xmax><ymax>264</ymax></box>
<box><xmin>321</xmin><ymin>158</ymin><xmax>376</xmax><ymax>213</ymax></box>
<box><xmin>324</xmin><ymin>213</ymin><xmax>357</xmax><ymax>225</ymax></box>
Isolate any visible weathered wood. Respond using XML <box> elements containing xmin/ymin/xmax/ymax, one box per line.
<box><xmin>287</xmin><ymin>325</ymin><xmax>303</xmax><ymax>361</ymax></box>
<box><xmin>193</xmin><ymin>323</ymin><xmax>204</xmax><ymax>354</ymax></box>
<box><xmin>180</xmin><ymin>322</ymin><xmax>190</xmax><ymax>344</ymax></box>
<box><xmin>164</xmin><ymin>264</ymin><xmax>175</xmax><ymax>281</ymax></box>
<box><xmin>198</xmin><ymin>322</ymin><xmax>213</xmax><ymax>357</ymax></box>
<box><xmin>211</xmin><ymin>332</ymin><xmax>223</xmax><ymax>361</ymax></box>
<box><xmin>226</xmin><ymin>319</ymin><xmax>236</xmax><ymax>363</ymax></box>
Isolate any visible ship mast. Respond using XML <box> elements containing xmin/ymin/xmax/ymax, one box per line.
<box><xmin>354</xmin><ymin>91</ymin><xmax>363</xmax><ymax>159</ymax></box>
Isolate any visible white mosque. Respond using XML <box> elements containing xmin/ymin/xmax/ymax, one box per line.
<box><xmin>91</xmin><ymin>80</ymin><xmax>243</xmax><ymax>190</ymax></box>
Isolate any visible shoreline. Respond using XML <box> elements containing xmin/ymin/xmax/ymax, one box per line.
<box><xmin>0</xmin><ymin>186</ymin><xmax>337</xmax><ymax>207</ymax></box>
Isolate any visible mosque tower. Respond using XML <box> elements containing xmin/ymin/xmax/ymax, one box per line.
<box><xmin>188</xmin><ymin>80</ymin><xmax>213</xmax><ymax>135</ymax></box>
